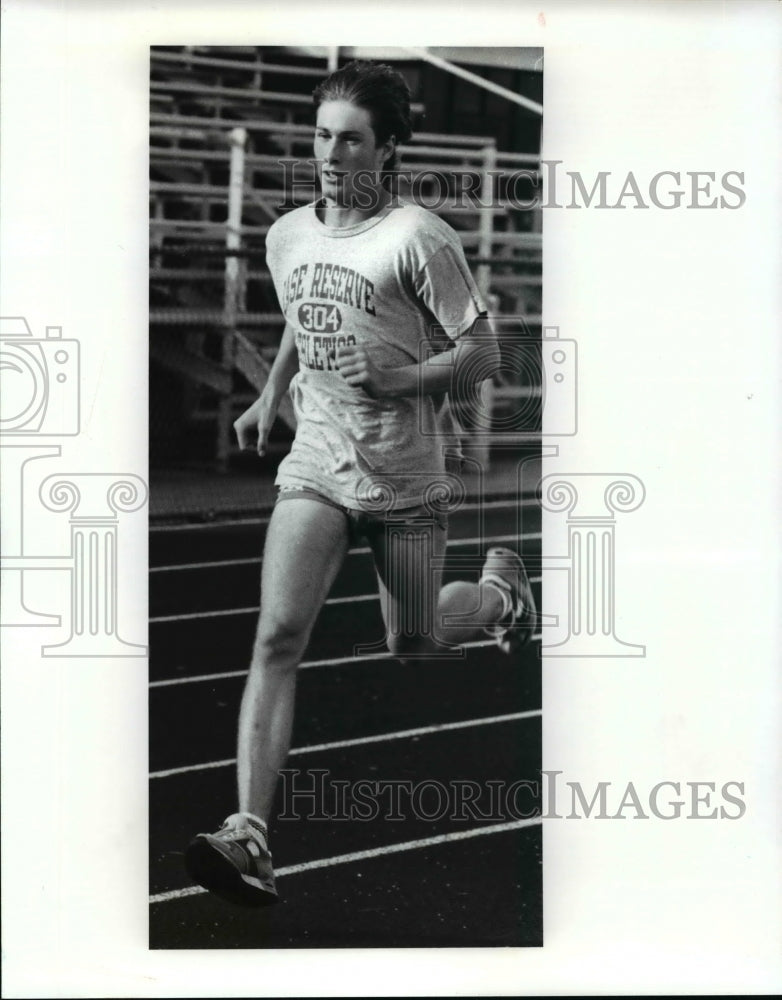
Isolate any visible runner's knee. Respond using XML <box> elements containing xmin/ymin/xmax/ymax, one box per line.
<box><xmin>253</xmin><ymin>616</ymin><xmax>309</xmax><ymax>671</ymax></box>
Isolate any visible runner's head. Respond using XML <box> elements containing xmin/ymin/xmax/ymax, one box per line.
<box><xmin>313</xmin><ymin>60</ymin><xmax>413</xmax><ymax>204</ymax></box>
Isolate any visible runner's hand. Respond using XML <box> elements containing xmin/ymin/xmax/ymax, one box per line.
<box><xmin>336</xmin><ymin>344</ymin><xmax>392</xmax><ymax>398</ymax></box>
<box><xmin>234</xmin><ymin>396</ymin><xmax>276</xmax><ymax>456</ymax></box>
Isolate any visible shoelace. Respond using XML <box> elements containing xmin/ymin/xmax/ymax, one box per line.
<box><xmin>217</xmin><ymin>821</ymin><xmax>267</xmax><ymax>851</ymax></box>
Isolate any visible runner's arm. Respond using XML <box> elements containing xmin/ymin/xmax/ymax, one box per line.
<box><xmin>234</xmin><ymin>322</ymin><xmax>299</xmax><ymax>454</ymax></box>
<box><xmin>336</xmin><ymin>320</ymin><xmax>499</xmax><ymax>400</ymax></box>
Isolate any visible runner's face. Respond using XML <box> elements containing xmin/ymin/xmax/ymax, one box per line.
<box><xmin>314</xmin><ymin>100</ymin><xmax>392</xmax><ymax>209</ymax></box>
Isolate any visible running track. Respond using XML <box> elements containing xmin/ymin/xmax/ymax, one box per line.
<box><xmin>149</xmin><ymin>494</ymin><xmax>543</xmax><ymax>948</ymax></box>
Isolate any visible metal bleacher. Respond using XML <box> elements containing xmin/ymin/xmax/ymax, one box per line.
<box><xmin>149</xmin><ymin>46</ymin><xmax>542</xmax><ymax>470</ymax></box>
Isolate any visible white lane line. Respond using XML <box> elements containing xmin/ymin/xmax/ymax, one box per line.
<box><xmin>149</xmin><ymin>536</ymin><xmax>542</xmax><ymax>623</ymax></box>
<box><xmin>152</xmin><ymin>556</ymin><xmax>262</xmax><ymax>573</ymax></box>
<box><xmin>150</xmin><ymin>496</ymin><xmax>539</xmax><ymax>535</ymax></box>
<box><xmin>151</xmin><ymin>529</ymin><xmax>542</xmax><ymax>574</ymax></box>
<box><xmin>149</xmin><ymin>708</ymin><xmax>542</xmax><ymax>779</ymax></box>
<box><xmin>153</xmin><ymin>605</ymin><xmax>258</xmax><ymax>623</ymax></box>
<box><xmin>150</xmin><ymin>650</ymin><xmax>390</xmax><ymax>688</ymax></box>
<box><xmin>149</xmin><ymin>630</ymin><xmax>543</xmax><ymax>689</ymax></box>
<box><xmin>151</xmin><ymin>591</ymin><xmax>374</xmax><ymax>623</ymax></box>
<box><xmin>149</xmin><ymin>815</ymin><xmax>542</xmax><ymax>905</ymax></box>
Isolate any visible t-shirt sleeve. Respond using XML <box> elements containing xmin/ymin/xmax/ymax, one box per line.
<box><xmin>413</xmin><ymin>241</ymin><xmax>487</xmax><ymax>341</ymax></box>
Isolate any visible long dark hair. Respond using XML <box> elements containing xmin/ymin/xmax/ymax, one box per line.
<box><xmin>313</xmin><ymin>60</ymin><xmax>413</xmax><ymax>180</ymax></box>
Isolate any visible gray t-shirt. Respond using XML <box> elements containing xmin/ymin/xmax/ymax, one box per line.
<box><xmin>265</xmin><ymin>199</ymin><xmax>486</xmax><ymax>510</ymax></box>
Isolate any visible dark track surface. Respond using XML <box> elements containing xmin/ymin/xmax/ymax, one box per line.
<box><xmin>151</xmin><ymin>827</ymin><xmax>542</xmax><ymax>949</ymax></box>
<box><xmin>149</xmin><ymin>496</ymin><xmax>543</xmax><ymax>949</ymax></box>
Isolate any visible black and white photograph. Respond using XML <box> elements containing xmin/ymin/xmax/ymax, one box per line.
<box><xmin>148</xmin><ymin>44</ymin><xmax>545</xmax><ymax>949</ymax></box>
<box><xmin>1</xmin><ymin>1</ymin><xmax>781</xmax><ymax>996</ymax></box>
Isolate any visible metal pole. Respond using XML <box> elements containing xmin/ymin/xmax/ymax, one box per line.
<box><xmin>477</xmin><ymin>143</ymin><xmax>496</xmax><ymax>302</ymax></box>
<box><xmin>218</xmin><ymin>126</ymin><xmax>247</xmax><ymax>470</ymax></box>
<box><xmin>467</xmin><ymin>143</ymin><xmax>498</xmax><ymax>469</ymax></box>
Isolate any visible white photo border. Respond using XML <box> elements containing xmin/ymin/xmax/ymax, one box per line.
<box><xmin>1</xmin><ymin>1</ymin><xmax>780</xmax><ymax>996</ymax></box>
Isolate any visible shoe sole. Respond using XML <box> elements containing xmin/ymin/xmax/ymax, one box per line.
<box><xmin>184</xmin><ymin>837</ymin><xmax>279</xmax><ymax>908</ymax></box>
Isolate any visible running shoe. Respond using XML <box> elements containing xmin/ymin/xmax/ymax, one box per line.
<box><xmin>479</xmin><ymin>546</ymin><xmax>537</xmax><ymax>654</ymax></box>
<box><xmin>184</xmin><ymin>813</ymin><xmax>278</xmax><ymax>906</ymax></box>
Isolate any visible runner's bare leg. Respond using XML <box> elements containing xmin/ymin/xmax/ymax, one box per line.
<box><xmin>369</xmin><ymin>520</ymin><xmax>505</xmax><ymax>659</ymax></box>
<box><xmin>237</xmin><ymin>498</ymin><xmax>350</xmax><ymax>823</ymax></box>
